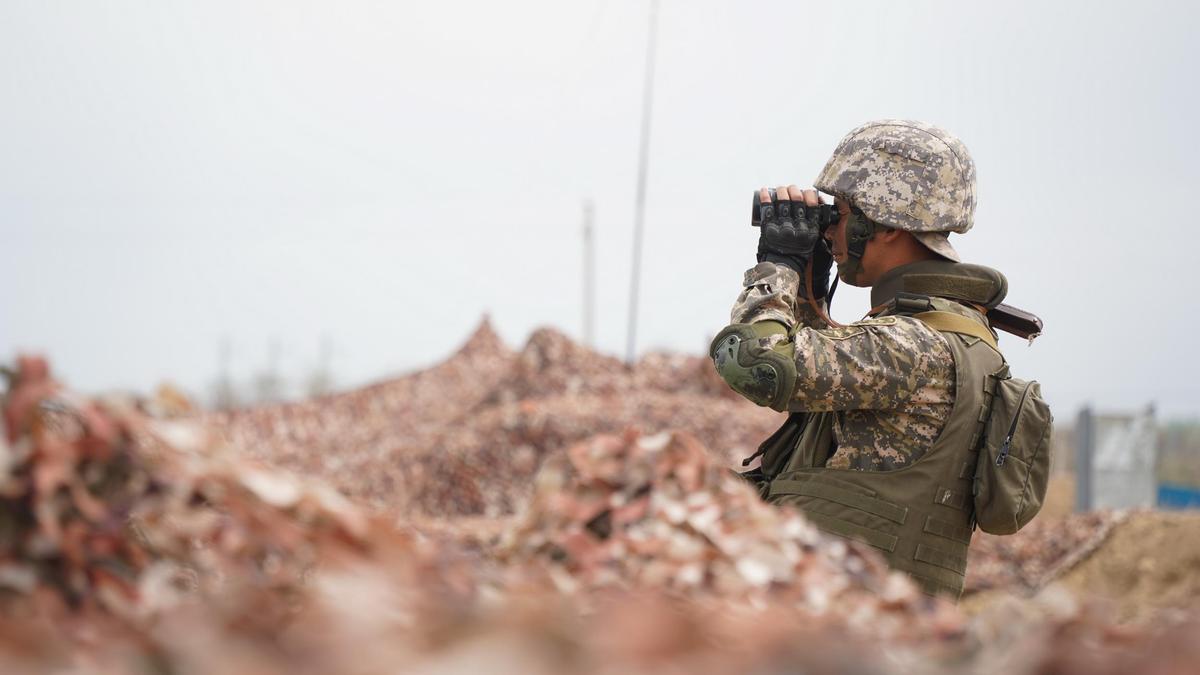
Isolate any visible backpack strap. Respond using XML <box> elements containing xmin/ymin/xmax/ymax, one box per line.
<box><xmin>912</xmin><ymin>310</ymin><xmax>1000</xmax><ymax>353</ymax></box>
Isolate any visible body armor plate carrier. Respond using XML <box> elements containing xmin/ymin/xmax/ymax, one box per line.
<box><xmin>752</xmin><ymin>263</ymin><xmax>1010</xmax><ymax>599</ymax></box>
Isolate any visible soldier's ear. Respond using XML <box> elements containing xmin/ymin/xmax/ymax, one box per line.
<box><xmin>874</xmin><ymin>227</ymin><xmax>903</xmax><ymax>243</ymax></box>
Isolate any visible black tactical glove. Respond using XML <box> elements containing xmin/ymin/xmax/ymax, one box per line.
<box><xmin>755</xmin><ymin>197</ymin><xmax>833</xmax><ymax>299</ymax></box>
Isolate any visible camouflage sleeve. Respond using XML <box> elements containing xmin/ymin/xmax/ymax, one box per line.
<box><xmin>786</xmin><ymin>315</ymin><xmax>954</xmax><ymax>412</ymax></box>
<box><xmin>730</xmin><ymin>262</ymin><xmax>832</xmax><ymax>329</ymax></box>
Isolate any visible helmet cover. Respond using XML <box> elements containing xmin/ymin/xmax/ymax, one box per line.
<box><xmin>815</xmin><ymin>120</ymin><xmax>977</xmax><ymax>241</ymax></box>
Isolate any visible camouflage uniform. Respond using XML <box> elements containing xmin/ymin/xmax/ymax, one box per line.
<box><xmin>730</xmin><ymin>261</ymin><xmax>955</xmax><ymax>471</ymax></box>
<box><xmin>717</xmin><ymin>120</ymin><xmax>983</xmax><ymax>472</ymax></box>
<box><xmin>712</xmin><ymin>121</ymin><xmax>1029</xmax><ymax>597</ymax></box>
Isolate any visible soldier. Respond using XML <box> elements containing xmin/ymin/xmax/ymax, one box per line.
<box><xmin>711</xmin><ymin>120</ymin><xmax>1012</xmax><ymax>598</ymax></box>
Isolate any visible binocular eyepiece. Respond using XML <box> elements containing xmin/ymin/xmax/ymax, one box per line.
<box><xmin>750</xmin><ymin>188</ymin><xmax>841</xmax><ymax>230</ymax></box>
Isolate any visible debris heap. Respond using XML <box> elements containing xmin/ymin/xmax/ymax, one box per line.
<box><xmin>210</xmin><ymin>320</ymin><xmax>782</xmax><ymax>517</ymax></box>
<box><xmin>0</xmin><ymin>355</ymin><xmax>371</xmax><ymax>627</ymax></box>
<box><xmin>4</xmin><ymin>353</ymin><xmax>1200</xmax><ymax>675</ymax></box>
<box><xmin>966</xmin><ymin>510</ymin><xmax>1125</xmax><ymax>594</ymax></box>
<box><xmin>498</xmin><ymin>428</ymin><xmax>964</xmax><ymax>640</ymax></box>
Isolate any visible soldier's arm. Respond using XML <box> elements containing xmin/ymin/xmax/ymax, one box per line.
<box><xmin>714</xmin><ymin>260</ymin><xmax>837</xmax><ymax>412</ymax></box>
<box><xmin>712</xmin><ymin>315</ymin><xmax>952</xmax><ymax>413</ymax></box>
<box><xmin>786</xmin><ymin>316</ymin><xmax>953</xmax><ymax>412</ymax></box>
<box><xmin>730</xmin><ymin>262</ymin><xmax>832</xmax><ymax>330</ymax></box>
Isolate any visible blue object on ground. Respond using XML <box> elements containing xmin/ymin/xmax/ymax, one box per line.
<box><xmin>1157</xmin><ymin>483</ymin><xmax>1200</xmax><ymax>509</ymax></box>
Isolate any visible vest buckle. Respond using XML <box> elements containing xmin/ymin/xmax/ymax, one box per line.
<box><xmin>894</xmin><ymin>291</ymin><xmax>933</xmax><ymax>315</ymax></box>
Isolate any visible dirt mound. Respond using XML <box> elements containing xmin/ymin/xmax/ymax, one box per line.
<box><xmin>500</xmin><ymin>429</ymin><xmax>943</xmax><ymax>622</ymax></box>
<box><xmin>966</xmin><ymin>510</ymin><xmax>1124</xmax><ymax>594</ymax></box>
<box><xmin>0</xmin><ymin>354</ymin><xmax>959</xmax><ymax>673</ymax></box>
<box><xmin>485</xmin><ymin>327</ymin><xmax>629</xmax><ymax>402</ymax></box>
<box><xmin>8</xmin><ymin>354</ymin><xmax>1200</xmax><ymax>674</ymax></box>
<box><xmin>397</xmin><ymin>391</ymin><xmax>780</xmax><ymax>517</ymax></box>
<box><xmin>632</xmin><ymin>350</ymin><xmax>744</xmax><ymax>399</ymax></box>
<box><xmin>199</xmin><ymin>317</ymin><xmax>1200</xmax><ymax>623</ymax></box>
<box><xmin>486</xmin><ymin>331</ymin><xmax>737</xmax><ymax>404</ymax></box>
<box><xmin>1056</xmin><ymin>511</ymin><xmax>1200</xmax><ymax>622</ymax></box>
<box><xmin>205</xmin><ymin>318</ymin><xmax>514</xmax><ymax>509</ymax></box>
<box><xmin>209</xmin><ymin>318</ymin><xmax>782</xmax><ymax>516</ymax></box>
<box><xmin>0</xmin><ymin>355</ymin><xmax>373</xmax><ymax>625</ymax></box>
<box><xmin>965</xmin><ymin>510</ymin><xmax>1200</xmax><ymax>627</ymax></box>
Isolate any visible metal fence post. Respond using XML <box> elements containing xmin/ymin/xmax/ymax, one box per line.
<box><xmin>1075</xmin><ymin>406</ymin><xmax>1094</xmax><ymax>512</ymax></box>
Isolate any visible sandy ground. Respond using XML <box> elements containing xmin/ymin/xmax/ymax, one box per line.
<box><xmin>1056</xmin><ymin>511</ymin><xmax>1200</xmax><ymax>623</ymax></box>
<box><xmin>964</xmin><ymin>510</ymin><xmax>1200</xmax><ymax>623</ymax></box>
<box><xmin>971</xmin><ymin>472</ymin><xmax>1200</xmax><ymax>622</ymax></box>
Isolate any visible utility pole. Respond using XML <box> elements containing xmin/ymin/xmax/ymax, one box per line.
<box><xmin>625</xmin><ymin>0</ymin><xmax>659</xmax><ymax>365</ymax></box>
<box><xmin>1075</xmin><ymin>405</ymin><xmax>1094</xmax><ymax>512</ymax></box>
<box><xmin>307</xmin><ymin>335</ymin><xmax>334</xmax><ymax>398</ymax></box>
<box><xmin>254</xmin><ymin>338</ymin><xmax>284</xmax><ymax>403</ymax></box>
<box><xmin>212</xmin><ymin>336</ymin><xmax>237</xmax><ymax>410</ymax></box>
<box><xmin>583</xmin><ymin>200</ymin><xmax>596</xmax><ymax>348</ymax></box>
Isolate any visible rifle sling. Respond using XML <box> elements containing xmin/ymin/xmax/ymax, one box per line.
<box><xmin>912</xmin><ymin>310</ymin><xmax>1000</xmax><ymax>352</ymax></box>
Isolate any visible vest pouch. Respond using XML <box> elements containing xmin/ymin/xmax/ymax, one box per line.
<box><xmin>738</xmin><ymin>413</ymin><xmax>809</xmax><ymax>497</ymax></box>
<box><xmin>973</xmin><ymin>374</ymin><xmax>1053</xmax><ymax>535</ymax></box>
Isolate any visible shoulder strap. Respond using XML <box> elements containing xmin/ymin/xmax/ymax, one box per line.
<box><xmin>912</xmin><ymin>310</ymin><xmax>1000</xmax><ymax>353</ymax></box>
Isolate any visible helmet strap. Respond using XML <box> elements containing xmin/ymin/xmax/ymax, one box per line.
<box><xmin>836</xmin><ymin>209</ymin><xmax>879</xmax><ymax>286</ymax></box>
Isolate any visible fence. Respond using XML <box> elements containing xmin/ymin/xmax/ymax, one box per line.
<box><xmin>1075</xmin><ymin>405</ymin><xmax>1158</xmax><ymax>511</ymax></box>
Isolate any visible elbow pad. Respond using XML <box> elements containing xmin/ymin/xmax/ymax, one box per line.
<box><xmin>710</xmin><ymin>322</ymin><xmax>796</xmax><ymax>412</ymax></box>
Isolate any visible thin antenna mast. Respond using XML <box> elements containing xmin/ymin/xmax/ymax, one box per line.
<box><xmin>625</xmin><ymin>0</ymin><xmax>659</xmax><ymax>365</ymax></box>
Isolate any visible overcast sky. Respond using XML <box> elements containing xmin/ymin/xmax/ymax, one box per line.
<box><xmin>2</xmin><ymin>1</ymin><xmax>1198</xmax><ymax>419</ymax></box>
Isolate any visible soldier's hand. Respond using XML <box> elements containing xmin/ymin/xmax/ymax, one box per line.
<box><xmin>755</xmin><ymin>186</ymin><xmax>833</xmax><ymax>299</ymax></box>
<box><xmin>756</xmin><ymin>185</ymin><xmax>820</xmax><ymax>263</ymax></box>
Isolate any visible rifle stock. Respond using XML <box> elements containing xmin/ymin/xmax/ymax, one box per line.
<box><xmin>987</xmin><ymin>303</ymin><xmax>1043</xmax><ymax>341</ymax></box>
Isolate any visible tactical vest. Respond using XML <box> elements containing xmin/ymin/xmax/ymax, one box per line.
<box><xmin>753</xmin><ymin>262</ymin><xmax>1007</xmax><ymax>599</ymax></box>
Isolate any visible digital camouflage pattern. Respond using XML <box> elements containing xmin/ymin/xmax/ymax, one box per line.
<box><xmin>732</xmin><ymin>262</ymin><xmax>831</xmax><ymax>331</ymax></box>
<box><xmin>731</xmin><ymin>262</ymin><xmax>954</xmax><ymax>471</ymax></box>
<box><xmin>814</xmin><ymin>120</ymin><xmax>976</xmax><ymax>235</ymax></box>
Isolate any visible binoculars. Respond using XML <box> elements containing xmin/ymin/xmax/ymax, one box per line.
<box><xmin>749</xmin><ymin>188</ymin><xmax>841</xmax><ymax>230</ymax></box>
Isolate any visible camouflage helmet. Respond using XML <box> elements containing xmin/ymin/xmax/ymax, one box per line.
<box><xmin>814</xmin><ymin>120</ymin><xmax>976</xmax><ymax>262</ymax></box>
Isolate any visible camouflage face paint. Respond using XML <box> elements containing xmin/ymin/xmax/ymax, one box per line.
<box><xmin>836</xmin><ymin>256</ymin><xmax>866</xmax><ymax>287</ymax></box>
